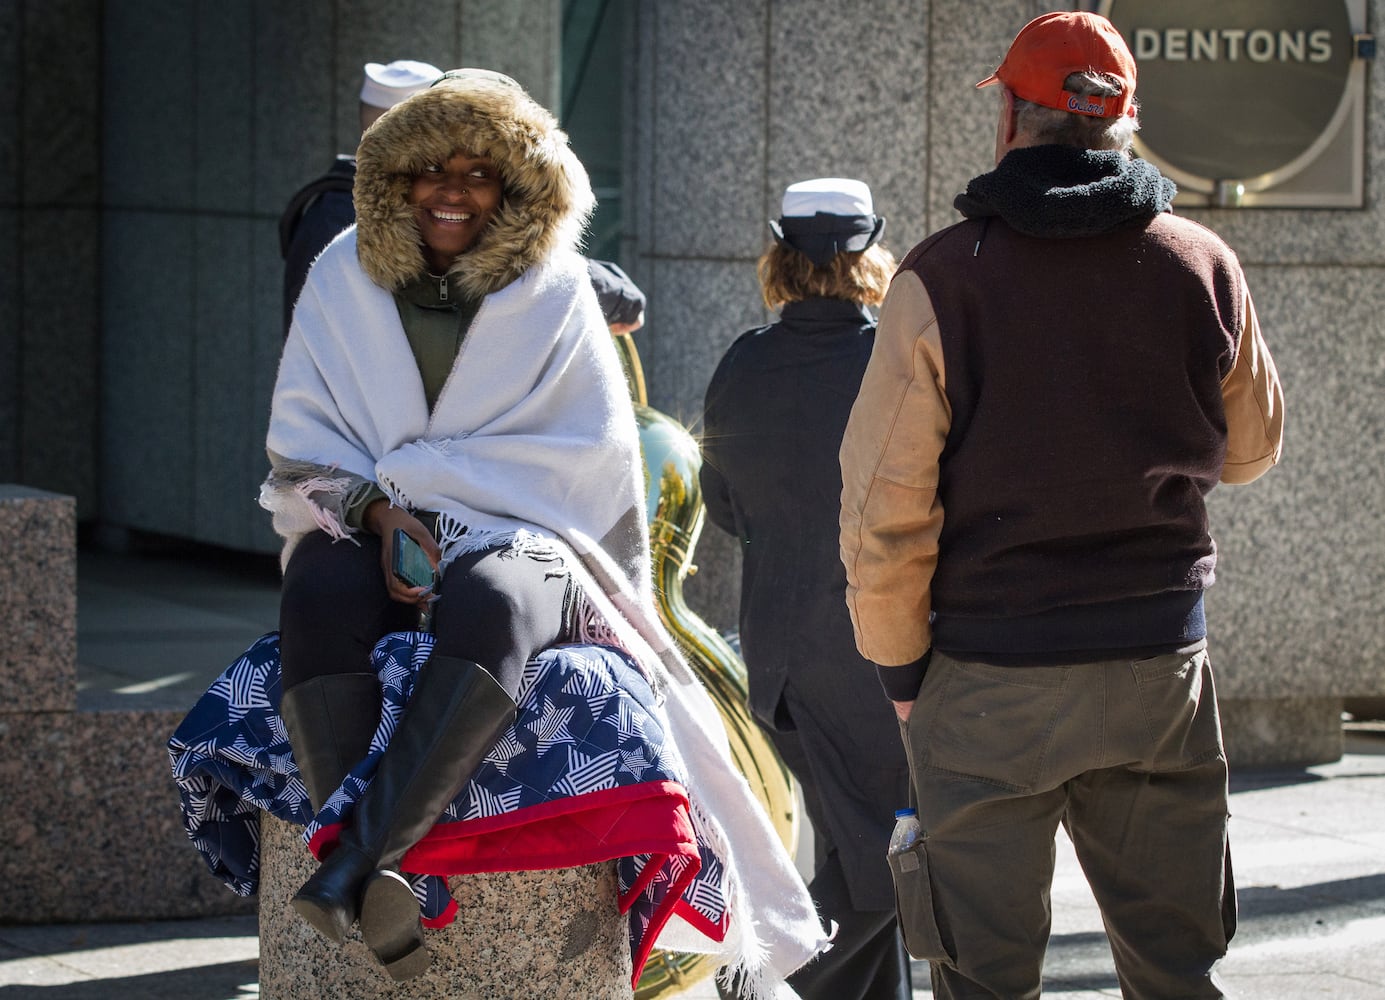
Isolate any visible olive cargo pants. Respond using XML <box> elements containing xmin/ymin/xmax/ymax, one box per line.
<box><xmin>891</xmin><ymin>644</ymin><xmax>1236</xmax><ymax>999</ymax></box>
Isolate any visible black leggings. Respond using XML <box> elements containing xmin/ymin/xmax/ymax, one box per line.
<box><xmin>279</xmin><ymin>530</ymin><xmax>569</xmax><ymax>700</ymax></box>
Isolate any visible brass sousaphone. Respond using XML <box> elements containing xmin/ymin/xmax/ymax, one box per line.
<box><xmin>611</xmin><ymin>330</ymin><xmax>799</xmax><ymax>998</ymax></box>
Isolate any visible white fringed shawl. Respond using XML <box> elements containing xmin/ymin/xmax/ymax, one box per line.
<box><xmin>265</xmin><ymin>229</ymin><xmax>646</xmax><ymax>577</ymax></box>
<box><xmin>261</xmin><ymin>230</ymin><xmax>828</xmax><ymax>998</ymax></box>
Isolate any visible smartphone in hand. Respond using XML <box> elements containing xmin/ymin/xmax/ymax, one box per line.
<box><xmin>392</xmin><ymin>527</ymin><xmax>437</xmax><ymax>590</ymax></box>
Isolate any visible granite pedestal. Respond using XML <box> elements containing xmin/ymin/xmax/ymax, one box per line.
<box><xmin>257</xmin><ymin>814</ymin><xmax>632</xmax><ymax>999</ymax></box>
<box><xmin>0</xmin><ymin>485</ymin><xmax>250</xmax><ymax>923</ymax></box>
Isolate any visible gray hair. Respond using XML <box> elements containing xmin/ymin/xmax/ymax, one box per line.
<box><xmin>1012</xmin><ymin>71</ymin><xmax>1140</xmax><ymax>152</ymax></box>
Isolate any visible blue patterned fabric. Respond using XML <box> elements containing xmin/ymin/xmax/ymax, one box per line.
<box><xmin>168</xmin><ymin>631</ymin><xmax>730</xmax><ymax>980</ymax></box>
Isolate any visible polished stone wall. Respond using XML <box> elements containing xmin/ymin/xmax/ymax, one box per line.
<box><xmin>1</xmin><ymin>0</ymin><xmax>559</xmax><ymax>552</ymax></box>
<box><xmin>624</xmin><ymin>0</ymin><xmax>1035</xmax><ymax>631</ymax></box>
<box><xmin>626</xmin><ymin>0</ymin><xmax>1385</xmax><ymax>763</ymax></box>
<box><xmin>98</xmin><ymin>0</ymin><xmax>560</xmax><ymax>553</ymax></box>
<box><xmin>0</xmin><ymin>485</ymin><xmax>247</xmax><ymax>923</ymax></box>
<box><xmin>0</xmin><ymin>1</ymin><xmax>103</xmax><ymax>517</ymax></box>
<box><xmin>0</xmin><ymin>486</ymin><xmax>76</xmax><ymax>713</ymax></box>
<box><xmin>4</xmin><ymin>1</ymin><xmax>1379</xmax><ymax>764</ymax></box>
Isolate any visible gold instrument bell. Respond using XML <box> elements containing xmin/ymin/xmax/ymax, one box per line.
<box><xmin>611</xmin><ymin>328</ymin><xmax>799</xmax><ymax>998</ymax></box>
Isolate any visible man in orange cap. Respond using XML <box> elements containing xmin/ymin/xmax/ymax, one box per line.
<box><xmin>838</xmin><ymin>12</ymin><xmax>1284</xmax><ymax>998</ymax></box>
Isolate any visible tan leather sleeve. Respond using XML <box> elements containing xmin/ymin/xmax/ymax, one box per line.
<box><xmin>839</xmin><ymin>271</ymin><xmax>950</xmax><ymax>666</ymax></box>
<box><xmin>1221</xmin><ymin>284</ymin><xmax>1284</xmax><ymax>484</ymax></box>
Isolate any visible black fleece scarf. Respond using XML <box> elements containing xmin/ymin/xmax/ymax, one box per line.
<box><xmin>953</xmin><ymin>145</ymin><xmax>1177</xmax><ymax>239</ymax></box>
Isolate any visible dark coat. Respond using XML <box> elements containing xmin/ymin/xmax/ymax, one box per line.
<box><xmin>280</xmin><ymin>155</ymin><xmax>357</xmax><ymax>335</ymax></box>
<box><xmin>700</xmin><ymin>296</ymin><xmax>910</xmax><ymax>910</ymax></box>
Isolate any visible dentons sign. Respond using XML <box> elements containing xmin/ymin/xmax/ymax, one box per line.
<box><xmin>1132</xmin><ymin>28</ymin><xmax>1332</xmax><ymax>63</ymax></box>
<box><xmin>1100</xmin><ymin>0</ymin><xmax>1360</xmax><ymax>195</ymax></box>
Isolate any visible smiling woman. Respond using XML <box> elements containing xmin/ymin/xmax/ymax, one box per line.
<box><xmin>253</xmin><ymin>68</ymin><xmax>823</xmax><ymax>992</ymax></box>
<box><xmin>409</xmin><ymin>153</ymin><xmax>504</xmax><ymax>272</ymax></box>
<box><xmin>260</xmin><ymin>69</ymin><xmax>641</xmax><ymax>980</ymax></box>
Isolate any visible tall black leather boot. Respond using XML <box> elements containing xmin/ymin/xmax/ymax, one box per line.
<box><xmin>290</xmin><ymin>655</ymin><xmax>517</xmax><ymax>980</ymax></box>
<box><xmin>279</xmin><ymin>672</ymin><xmax>381</xmax><ymax>813</ymax></box>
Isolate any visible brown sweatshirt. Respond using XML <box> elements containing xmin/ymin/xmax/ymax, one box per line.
<box><xmin>840</xmin><ymin>211</ymin><xmax>1283</xmax><ymax>667</ymax></box>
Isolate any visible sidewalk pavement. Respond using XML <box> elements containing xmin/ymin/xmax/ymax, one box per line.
<box><xmin>1</xmin><ymin>544</ymin><xmax>1381</xmax><ymax>998</ymax></box>
<box><xmin>4</xmin><ymin>727</ymin><xmax>1380</xmax><ymax>999</ymax></box>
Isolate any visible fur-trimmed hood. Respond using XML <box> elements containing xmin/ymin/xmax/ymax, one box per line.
<box><xmin>354</xmin><ymin>71</ymin><xmax>594</xmax><ymax>299</ymax></box>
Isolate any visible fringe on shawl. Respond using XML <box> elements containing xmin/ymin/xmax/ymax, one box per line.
<box><xmin>259</xmin><ymin>460</ymin><xmax>372</xmax><ymax>568</ymax></box>
<box><xmin>376</xmin><ymin>439</ymin><xmax>455</xmax><ymax>517</ymax></box>
<box><xmin>431</xmin><ymin>516</ymin><xmax>565</xmax><ymax>571</ymax></box>
<box><xmin>375</xmin><ymin>467</ymin><xmax>418</xmax><ymax>518</ymax></box>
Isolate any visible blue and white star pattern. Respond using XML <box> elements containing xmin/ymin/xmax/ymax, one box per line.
<box><xmin>168</xmin><ymin>631</ymin><xmax>731</xmax><ymax>982</ymax></box>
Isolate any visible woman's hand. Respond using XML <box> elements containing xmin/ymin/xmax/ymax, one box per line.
<box><xmin>364</xmin><ymin>499</ymin><xmax>442</xmax><ymax>608</ymax></box>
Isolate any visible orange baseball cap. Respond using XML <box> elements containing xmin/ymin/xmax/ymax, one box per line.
<box><xmin>976</xmin><ymin>11</ymin><xmax>1137</xmax><ymax>119</ymax></box>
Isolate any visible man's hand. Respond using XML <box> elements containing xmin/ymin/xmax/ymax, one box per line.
<box><xmin>363</xmin><ymin>499</ymin><xmax>442</xmax><ymax>608</ymax></box>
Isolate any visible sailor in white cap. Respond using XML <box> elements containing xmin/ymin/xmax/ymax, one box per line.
<box><xmin>281</xmin><ymin>59</ymin><xmax>443</xmax><ymax>334</ymax></box>
<box><xmin>701</xmin><ymin>178</ymin><xmax>912</xmax><ymax>1000</ymax></box>
<box><xmin>359</xmin><ymin>60</ymin><xmax>443</xmax><ymax>131</ymax></box>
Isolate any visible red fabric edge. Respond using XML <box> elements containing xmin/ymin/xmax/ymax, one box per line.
<box><xmin>407</xmin><ymin>780</ymin><xmax>696</xmax><ymax>874</ymax></box>
<box><xmin>309</xmin><ymin>780</ymin><xmax>693</xmax><ymax>870</ymax></box>
<box><xmin>420</xmin><ymin>895</ymin><xmax>458</xmax><ymax>929</ymax></box>
<box><xmin>623</xmin><ymin>896</ymin><xmax>730</xmax><ymax>988</ymax></box>
<box><xmin>305</xmin><ymin>779</ymin><xmax>709</xmax><ymax>986</ymax></box>
<box><xmin>671</xmin><ymin>896</ymin><xmax>731</xmax><ymax>942</ymax></box>
<box><xmin>620</xmin><ymin>849</ymin><xmax>668</xmax><ymax>907</ymax></box>
<box><xmin>623</xmin><ymin>846</ymin><xmax>705</xmax><ymax>988</ymax></box>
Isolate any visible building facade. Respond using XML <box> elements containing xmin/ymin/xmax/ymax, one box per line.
<box><xmin>3</xmin><ymin>0</ymin><xmax>1381</xmax><ymax>762</ymax></box>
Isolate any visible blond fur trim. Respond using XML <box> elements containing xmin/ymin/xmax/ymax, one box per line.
<box><xmin>354</xmin><ymin>74</ymin><xmax>594</xmax><ymax>298</ymax></box>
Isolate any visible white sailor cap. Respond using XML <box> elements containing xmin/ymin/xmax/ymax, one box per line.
<box><xmin>360</xmin><ymin>60</ymin><xmax>444</xmax><ymax>110</ymax></box>
<box><xmin>770</xmin><ymin>177</ymin><xmax>886</xmax><ymax>267</ymax></box>
<box><xmin>780</xmin><ymin>177</ymin><xmax>875</xmax><ymax>219</ymax></box>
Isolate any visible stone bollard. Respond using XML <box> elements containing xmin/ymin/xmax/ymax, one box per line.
<box><xmin>0</xmin><ymin>484</ymin><xmax>248</xmax><ymax>922</ymax></box>
<box><xmin>1218</xmin><ymin>696</ymin><xmax>1344</xmax><ymax>767</ymax></box>
<box><xmin>257</xmin><ymin>813</ymin><xmax>633</xmax><ymax>999</ymax></box>
<box><xmin>0</xmin><ymin>485</ymin><xmax>76</xmax><ymax>713</ymax></box>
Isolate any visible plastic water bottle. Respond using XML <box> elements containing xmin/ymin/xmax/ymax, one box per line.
<box><xmin>888</xmin><ymin>807</ymin><xmax>924</xmax><ymax>855</ymax></box>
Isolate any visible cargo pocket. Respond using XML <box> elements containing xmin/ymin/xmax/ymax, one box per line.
<box><xmin>887</xmin><ymin>840</ymin><xmax>954</xmax><ymax>964</ymax></box>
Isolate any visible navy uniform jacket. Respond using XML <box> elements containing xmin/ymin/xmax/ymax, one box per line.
<box><xmin>700</xmin><ymin>296</ymin><xmax>910</xmax><ymax>910</ymax></box>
